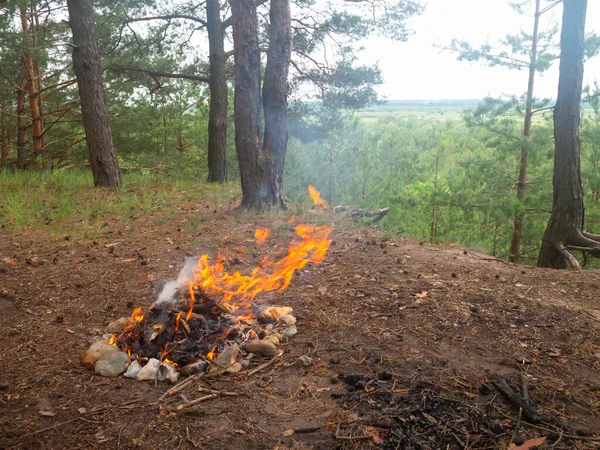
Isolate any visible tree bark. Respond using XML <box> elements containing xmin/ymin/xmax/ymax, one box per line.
<box><xmin>509</xmin><ymin>0</ymin><xmax>541</xmax><ymax>263</ymax></box>
<box><xmin>538</xmin><ymin>0</ymin><xmax>594</xmax><ymax>269</ymax></box>
<box><xmin>16</xmin><ymin>63</ymin><xmax>27</xmax><ymax>169</ymax></box>
<box><xmin>231</xmin><ymin>0</ymin><xmax>264</xmax><ymax>207</ymax></box>
<box><xmin>206</xmin><ymin>0</ymin><xmax>228</xmax><ymax>183</ymax></box>
<box><xmin>66</xmin><ymin>0</ymin><xmax>122</xmax><ymax>187</ymax></box>
<box><xmin>0</xmin><ymin>106</ymin><xmax>6</xmax><ymax>168</ymax></box>
<box><xmin>19</xmin><ymin>3</ymin><xmax>43</xmax><ymax>166</ymax></box>
<box><xmin>262</xmin><ymin>0</ymin><xmax>292</xmax><ymax>208</ymax></box>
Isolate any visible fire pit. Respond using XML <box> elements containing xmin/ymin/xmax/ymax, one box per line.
<box><xmin>82</xmin><ymin>220</ymin><xmax>331</xmax><ymax>383</ymax></box>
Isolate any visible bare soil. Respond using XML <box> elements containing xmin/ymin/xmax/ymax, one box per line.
<box><xmin>1</xmin><ymin>197</ymin><xmax>600</xmax><ymax>449</ymax></box>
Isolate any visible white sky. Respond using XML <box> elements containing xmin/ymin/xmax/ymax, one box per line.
<box><xmin>360</xmin><ymin>0</ymin><xmax>600</xmax><ymax>100</ymax></box>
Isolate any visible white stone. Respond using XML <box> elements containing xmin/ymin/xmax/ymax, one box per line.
<box><xmin>123</xmin><ymin>360</ymin><xmax>143</xmax><ymax>379</ymax></box>
<box><xmin>282</xmin><ymin>325</ymin><xmax>297</xmax><ymax>337</ymax></box>
<box><xmin>135</xmin><ymin>358</ymin><xmax>161</xmax><ymax>381</ymax></box>
<box><xmin>95</xmin><ymin>352</ymin><xmax>130</xmax><ymax>377</ymax></box>
<box><xmin>278</xmin><ymin>314</ymin><xmax>297</xmax><ymax>326</ymax></box>
<box><xmin>158</xmin><ymin>363</ymin><xmax>179</xmax><ymax>383</ymax></box>
<box><xmin>82</xmin><ymin>341</ymin><xmax>119</xmax><ymax>369</ymax></box>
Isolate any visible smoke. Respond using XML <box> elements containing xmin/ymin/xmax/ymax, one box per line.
<box><xmin>154</xmin><ymin>257</ymin><xmax>198</xmax><ymax>306</ymax></box>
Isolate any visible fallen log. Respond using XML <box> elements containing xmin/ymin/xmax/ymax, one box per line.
<box><xmin>333</xmin><ymin>206</ymin><xmax>390</xmax><ymax>223</ymax></box>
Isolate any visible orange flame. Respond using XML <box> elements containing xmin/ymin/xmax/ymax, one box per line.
<box><xmin>108</xmin><ymin>335</ymin><xmax>117</xmax><ymax>346</ymax></box>
<box><xmin>130</xmin><ymin>307</ymin><xmax>144</xmax><ymax>323</ymax></box>
<box><xmin>188</xmin><ymin>223</ymin><xmax>331</xmax><ymax>312</ymax></box>
<box><xmin>206</xmin><ymin>345</ymin><xmax>217</xmax><ymax>360</ymax></box>
<box><xmin>308</xmin><ymin>185</ymin><xmax>327</xmax><ymax>208</ymax></box>
<box><xmin>254</xmin><ymin>227</ymin><xmax>269</xmax><ymax>244</ymax></box>
<box><xmin>175</xmin><ymin>312</ymin><xmax>182</xmax><ymax>331</ymax></box>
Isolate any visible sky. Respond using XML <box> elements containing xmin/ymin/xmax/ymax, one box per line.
<box><xmin>360</xmin><ymin>0</ymin><xmax>600</xmax><ymax>100</ymax></box>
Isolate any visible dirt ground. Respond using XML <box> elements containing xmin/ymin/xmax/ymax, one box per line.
<box><xmin>1</xmin><ymin>196</ymin><xmax>600</xmax><ymax>450</ymax></box>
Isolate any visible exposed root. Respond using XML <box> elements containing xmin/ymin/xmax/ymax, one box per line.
<box><xmin>555</xmin><ymin>243</ymin><xmax>581</xmax><ymax>269</ymax></box>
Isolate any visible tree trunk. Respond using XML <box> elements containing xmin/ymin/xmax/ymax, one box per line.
<box><xmin>1</xmin><ymin>106</ymin><xmax>6</xmax><ymax>168</ymax></box>
<box><xmin>261</xmin><ymin>0</ymin><xmax>292</xmax><ymax>208</ymax></box>
<box><xmin>231</xmin><ymin>0</ymin><xmax>264</xmax><ymax>207</ymax></box>
<box><xmin>206</xmin><ymin>0</ymin><xmax>228</xmax><ymax>183</ymax></box>
<box><xmin>538</xmin><ymin>0</ymin><xmax>595</xmax><ymax>269</ymax></box>
<box><xmin>66</xmin><ymin>0</ymin><xmax>122</xmax><ymax>187</ymax></box>
<box><xmin>20</xmin><ymin>3</ymin><xmax>43</xmax><ymax>166</ymax></box>
<box><xmin>16</xmin><ymin>63</ymin><xmax>27</xmax><ymax>169</ymax></box>
<box><xmin>509</xmin><ymin>0</ymin><xmax>541</xmax><ymax>263</ymax></box>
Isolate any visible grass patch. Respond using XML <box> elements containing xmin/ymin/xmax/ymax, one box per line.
<box><xmin>0</xmin><ymin>170</ymin><xmax>240</xmax><ymax>237</ymax></box>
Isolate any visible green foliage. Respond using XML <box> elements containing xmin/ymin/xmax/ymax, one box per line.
<box><xmin>285</xmin><ymin>104</ymin><xmax>600</xmax><ymax>264</ymax></box>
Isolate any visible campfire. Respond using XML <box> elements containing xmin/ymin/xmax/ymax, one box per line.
<box><xmin>83</xmin><ymin>189</ymin><xmax>332</xmax><ymax>382</ymax></box>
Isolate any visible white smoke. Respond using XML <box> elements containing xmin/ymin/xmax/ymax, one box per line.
<box><xmin>154</xmin><ymin>257</ymin><xmax>198</xmax><ymax>305</ymax></box>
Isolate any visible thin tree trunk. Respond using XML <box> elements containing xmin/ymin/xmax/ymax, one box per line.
<box><xmin>32</xmin><ymin>5</ymin><xmax>44</xmax><ymax>165</ymax></box>
<box><xmin>66</xmin><ymin>0</ymin><xmax>122</xmax><ymax>187</ymax></box>
<box><xmin>206</xmin><ymin>0</ymin><xmax>228</xmax><ymax>183</ymax></box>
<box><xmin>20</xmin><ymin>3</ymin><xmax>43</xmax><ymax>166</ymax></box>
<box><xmin>16</xmin><ymin>63</ymin><xmax>27</xmax><ymax>169</ymax></box>
<box><xmin>262</xmin><ymin>0</ymin><xmax>292</xmax><ymax>207</ymax></box>
<box><xmin>1</xmin><ymin>107</ymin><xmax>6</xmax><ymax>168</ymax></box>
<box><xmin>509</xmin><ymin>0</ymin><xmax>541</xmax><ymax>263</ymax></box>
<box><xmin>232</xmin><ymin>0</ymin><xmax>264</xmax><ymax>207</ymax></box>
<box><xmin>430</xmin><ymin>149</ymin><xmax>440</xmax><ymax>242</ymax></box>
<box><xmin>538</xmin><ymin>0</ymin><xmax>592</xmax><ymax>268</ymax></box>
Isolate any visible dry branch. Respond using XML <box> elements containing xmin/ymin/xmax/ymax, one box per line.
<box><xmin>491</xmin><ymin>376</ymin><xmax>541</xmax><ymax>423</ymax></box>
<box><xmin>333</xmin><ymin>206</ymin><xmax>390</xmax><ymax>223</ymax></box>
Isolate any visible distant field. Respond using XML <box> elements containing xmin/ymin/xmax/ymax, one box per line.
<box><xmin>356</xmin><ymin>100</ymin><xmax>478</xmax><ymax>122</ymax></box>
<box><xmin>356</xmin><ymin>99</ymin><xmax>595</xmax><ymax>123</ymax></box>
<box><xmin>357</xmin><ymin>106</ymin><xmax>467</xmax><ymax>122</ymax></box>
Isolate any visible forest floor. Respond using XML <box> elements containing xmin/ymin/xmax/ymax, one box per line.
<box><xmin>1</xmin><ymin>180</ymin><xmax>600</xmax><ymax>450</ymax></box>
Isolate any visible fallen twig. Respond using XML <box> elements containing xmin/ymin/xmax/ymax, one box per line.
<box><xmin>496</xmin><ymin>410</ymin><xmax>600</xmax><ymax>442</ymax></box>
<box><xmin>246</xmin><ymin>350</ymin><xmax>284</xmax><ymax>376</ymax></box>
<box><xmin>176</xmin><ymin>393</ymin><xmax>218</xmax><ymax>410</ymax></box>
<box><xmin>335</xmin><ymin>434</ymin><xmax>373</xmax><ymax>441</ymax></box>
<box><xmin>294</xmin><ymin>426</ymin><xmax>322</xmax><ymax>433</ymax></box>
<box><xmin>159</xmin><ymin>374</ymin><xmax>200</xmax><ymax>401</ymax></box>
<box><xmin>198</xmin><ymin>386</ymin><xmax>242</xmax><ymax>396</ymax></box>
<box><xmin>520</xmin><ymin>372</ymin><xmax>529</xmax><ymax>401</ymax></box>
<box><xmin>491</xmin><ymin>376</ymin><xmax>540</xmax><ymax>423</ymax></box>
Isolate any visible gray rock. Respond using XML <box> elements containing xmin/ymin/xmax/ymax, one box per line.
<box><xmin>95</xmin><ymin>352</ymin><xmax>130</xmax><ymax>377</ymax></box>
<box><xmin>244</xmin><ymin>340</ymin><xmax>277</xmax><ymax>356</ymax></box>
<box><xmin>214</xmin><ymin>344</ymin><xmax>240</xmax><ymax>368</ymax></box>
<box><xmin>136</xmin><ymin>358</ymin><xmax>160</xmax><ymax>381</ymax></box>
<box><xmin>278</xmin><ymin>314</ymin><xmax>297</xmax><ymax>326</ymax></box>
<box><xmin>123</xmin><ymin>360</ymin><xmax>143</xmax><ymax>379</ymax></box>
<box><xmin>281</xmin><ymin>325</ymin><xmax>297</xmax><ymax>337</ymax></box>
<box><xmin>180</xmin><ymin>360</ymin><xmax>208</xmax><ymax>376</ymax></box>
<box><xmin>106</xmin><ymin>317</ymin><xmax>130</xmax><ymax>333</ymax></box>
<box><xmin>158</xmin><ymin>363</ymin><xmax>179</xmax><ymax>383</ymax></box>
<box><xmin>225</xmin><ymin>362</ymin><xmax>242</xmax><ymax>374</ymax></box>
<box><xmin>258</xmin><ymin>306</ymin><xmax>293</xmax><ymax>323</ymax></box>
<box><xmin>298</xmin><ymin>355</ymin><xmax>313</xmax><ymax>367</ymax></box>
<box><xmin>82</xmin><ymin>341</ymin><xmax>120</xmax><ymax>369</ymax></box>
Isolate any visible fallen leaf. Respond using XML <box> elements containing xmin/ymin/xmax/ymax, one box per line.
<box><xmin>415</xmin><ymin>291</ymin><xmax>428</xmax><ymax>299</ymax></box>
<box><xmin>39</xmin><ymin>411</ymin><xmax>56</xmax><ymax>417</ymax></box>
<box><xmin>77</xmin><ymin>407</ymin><xmax>87</xmax><ymax>414</ymax></box>
<box><xmin>282</xmin><ymin>429</ymin><xmax>295</xmax><ymax>436</ymax></box>
<box><xmin>1</xmin><ymin>257</ymin><xmax>18</xmax><ymax>266</ymax></box>
<box><xmin>104</xmin><ymin>242</ymin><xmax>120</xmax><ymax>248</ymax></box>
<box><xmin>315</xmin><ymin>410</ymin><xmax>333</xmax><ymax>419</ymax></box>
<box><xmin>363</xmin><ymin>426</ymin><xmax>383</xmax><ymax>444</ymax></box>
<box><xmin>65</xmin><ymin>328</ymin><xmax>75</xmax><ymax>334</ymax></box>
<box><xmin>509</xmin><ymin>437</ymin><xmax>547</xmax><ymax>449</ymax></box>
